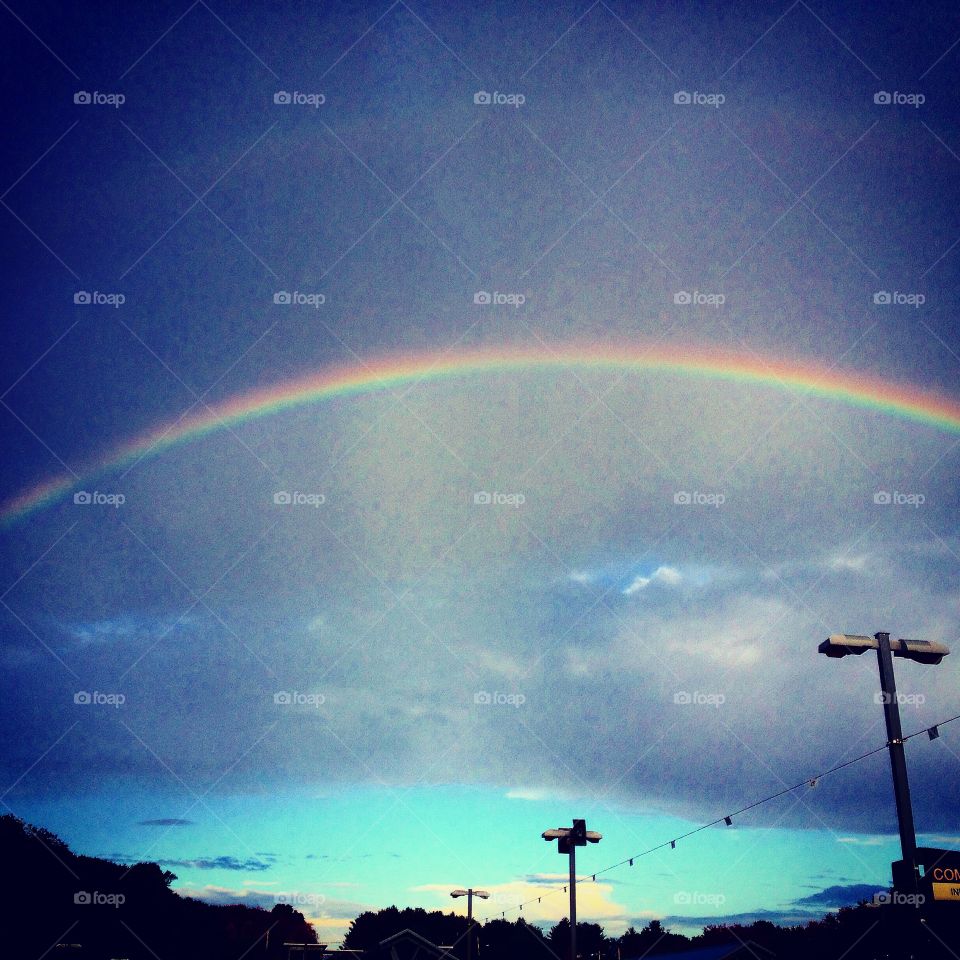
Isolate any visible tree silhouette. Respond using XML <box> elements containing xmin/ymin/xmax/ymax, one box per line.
<box><xmin>0</xmin><ymin>814</ymin><xmax>315</xmax><ymax>960</ymax></box>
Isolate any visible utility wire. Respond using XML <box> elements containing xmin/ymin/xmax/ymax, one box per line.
<box><xmin>483</xmin><ymin>711</ymin><xmax>960</xmax><ymax>921</ymax></box>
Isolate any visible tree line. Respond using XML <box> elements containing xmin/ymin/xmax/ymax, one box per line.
<box><xmin>5</xmin><ymin>814</ymin><xmax>960</xmax><ymax>960</ymax></box>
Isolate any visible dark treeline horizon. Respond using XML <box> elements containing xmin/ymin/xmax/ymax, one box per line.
<box><xmin>4</xmin><ymin>813</ymin><xmax>960</xmax><ymax>960</ymax></box>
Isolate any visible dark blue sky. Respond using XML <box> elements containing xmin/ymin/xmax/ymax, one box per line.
<box><xmin>2</xmin><ymin>0</ymin><xmax>960</xmax><ymax>943</ymax></box>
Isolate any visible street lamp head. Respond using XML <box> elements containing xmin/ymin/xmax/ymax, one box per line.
<box><xmin>819</xmin><ymin>633</ymin><xmax>950</xmax><ymax>665</ymax></box>
<box><xmin>450</xmin><ymin>890</ymin><xmax>468</xmax><ymax>898</ymax></box>
<box><xmin>473</xmin><ymin>891</ymin><xmax>490</xmax><ymax>899</ymax></box>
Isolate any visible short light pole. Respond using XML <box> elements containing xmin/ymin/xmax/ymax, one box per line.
<box><xmin>818</xmin><ymin>632</ymin><xmax>949</xmax><ymax>897</ymax></box>
<box><xmin>543</xmin><ymin>820</ymin><xmax>602</xmax><ymax>960</ymax></box>
<box><xmin>450</xmin><ymin>888</ymin><xmax>488</xmax><ymax>960</ymax></box>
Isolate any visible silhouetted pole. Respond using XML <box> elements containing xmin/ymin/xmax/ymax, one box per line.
<box><xmin>876</xmin><ymin>631</ymin><xmax>919</xmax><ymax>894</ymax></box>
<box><xmin>450</xmin><ymin>887</ymin><xmax>488</xmax><ymax>960</ymax></box>
<box><xmin>819</xmin><ymin>630</ymin><xmax>950</xmax><ymax>905</ymax></box>
<box><xmin>542</xmin><ymin>820</ymin><xmax>602</xmax><ymax>960</ymax></box>
<box><xmin>568</xmin><ymin>842</ymin><xmax>577</xmax><ymax>960</ymax></box>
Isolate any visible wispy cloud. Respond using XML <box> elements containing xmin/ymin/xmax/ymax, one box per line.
<box><xmin>623</xmin><ymin>565</ymin><xmax>682</xmax><ymax>595</ymax></box>
<box><xmin>138</xmin><ymin>818</ymin><xmax>195</xmax><ymax>827</ymax></box>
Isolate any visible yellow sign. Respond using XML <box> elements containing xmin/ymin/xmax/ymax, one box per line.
<box><xmin>931</xmin><ymin>882</ymin><xmax>960</xmax><ymax>902</ymax></box>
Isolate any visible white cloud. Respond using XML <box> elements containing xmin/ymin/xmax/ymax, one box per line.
<box><xmin>178</xmin><ymin>884</ymin><xmax>370</xmax><ymax>946</ymax></box>
<box><xmin>623</xmin><ymin>565</ymin><xmax>682</xmax><ymax>595</ymax></box>
<box><xmin>414</xmin><ymin>876</ymin><xmax>632</xmax><ymax>932</ymax></box>
<box><xmin>505</xmin><ymin>787</ymin><xmax>550</xmax><ymax>801</ymax></box>
<box><xmin>826</xmin><ymin>553</ymin><xmax>870</xmax><ymax>572</ymax></box>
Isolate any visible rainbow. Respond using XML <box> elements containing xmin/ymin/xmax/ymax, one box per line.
<box><xmin>4</xmin><ymin>342</ymin><xmax>960</xmax><ymax>527</ymax></box>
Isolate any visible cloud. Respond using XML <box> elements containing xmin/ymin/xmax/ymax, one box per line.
<box><xmin>836</xmin><ymin>837</ymin><xmax>887</xmax><ymax>847</ymax></box>
<box><xmin>180</xmin><ymin>884</ymin><xmax>370</xmax><ymax>945</ymax></box>
<box><xmin>793</xmin><ymin>884</ymin><xmax>885</xmax><ymax>907</ymax></box>
<box><xmin>663</xmin><ymin>908</ymin><xmax>816</xmax><ymax>929</ymax></box>
<box><xmin>157</xmin><ymin>855</ymin><xmax>273</xmax><ymax>871</ymax></box>
<box><xmin>137</xmin><ymin>818</ymin><xmax>195</xmax><ymax>827</ymax></box>
<box><xmin>825</xmin><ymin>553</ymin><xmax>871</xmax><ymax>573</ymax></box>
<box><xmin>505</xmin><ymin>787</ymin><xmax>551</xmax><ymax>802</ymax></box>
<box><xmin>623</xmin><ymin>565</ymin><xmax>682</xmax><ymax>595</ymax></box>
<box><xmin>414</xmin><ymin>877</ymin><xmax>632</xmax><ymax>932</ymax></box>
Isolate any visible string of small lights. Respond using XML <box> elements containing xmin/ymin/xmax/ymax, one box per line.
<box><xmin>483</xmin><ymin>712</ymin><xmax>960</xmax><ymax>921</ymax></box>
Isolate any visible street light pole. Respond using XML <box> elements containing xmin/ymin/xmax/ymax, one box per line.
<box><xmin>568</xmin><ymin>842</ymin><xmax>577</xmax><ymax>960</ymax></box>
<box><xmin>818</xmin><ymin>631</ymin><xmax>950</xmax><ymax>898</ymax></box>
<box><xmin>542</xmin><ymin>820</ymin><xmax>602</xmax><ymax>960</ymax></box>
<box><xmin>450</xmin><ymin>888</ymin><xmax>488</xmax><ymax>960</ymax></box>
<box><xmin>875</xmin><ymin>631</ymin><xmax>919</xmax><ymax>893</ymax></box>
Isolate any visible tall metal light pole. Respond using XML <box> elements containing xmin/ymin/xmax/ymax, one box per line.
<box><xmin>818</xmin><ymin>632</ymin><xmax>949</xmax><ymax>897</ymax></box>
<box><xmin>543</xmin><ymin>820</ymin><xmax>602</xmax><ymax>960</ymax></box>
<box><xmin>450</xmin><ymin>888</ymin><xmax>488</xmax><ymax>960</ymax></box>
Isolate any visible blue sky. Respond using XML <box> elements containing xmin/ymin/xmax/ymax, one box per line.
<box><xmin>2</xmin><ymin>0</ymin><xmax>960</xmax><ymax>947</ymax></box>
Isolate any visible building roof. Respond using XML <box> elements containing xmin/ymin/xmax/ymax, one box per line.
<box><xmin>377</xmin><ymin>928</ymin><xmax>456</xmax><ymax>959</ymax></box>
